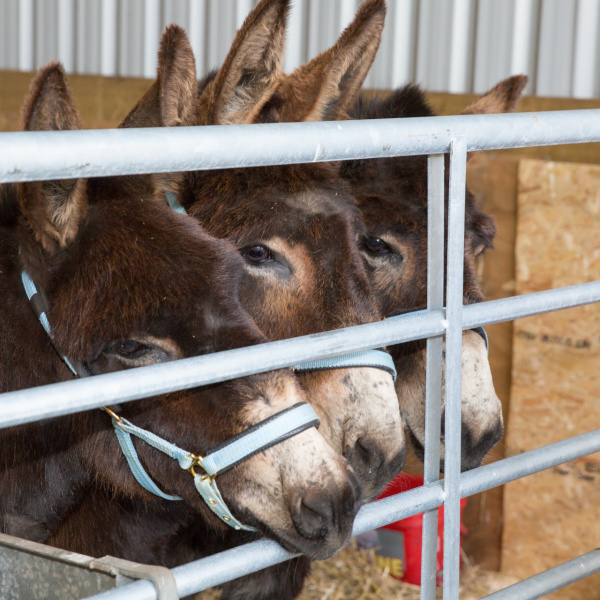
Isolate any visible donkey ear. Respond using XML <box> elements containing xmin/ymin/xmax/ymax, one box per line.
<box><xmin>202</xmin><ymin>0</ymin><xmax>290</xmax><ymax>125</ymax></box>
<box><xmin>19</xmin><ymin>63</ymin><xmax>87</xmax><ymax>253</ymax></box>
<box><xmin>268</xmin><ymin>0</ymin><xmax>386</xmax><ymax>123</ymax></box>
<box><xmin>461</xmin><ymin>75</ymin><xmax>528</xmax><ymax>115</ymax></box>
<box><xmin>120</xmin><ymin>25</ymin><xmax>198</xmax><ymax>129</ymax></box>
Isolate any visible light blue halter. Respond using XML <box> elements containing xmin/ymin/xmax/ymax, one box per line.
<box><xmin>103</xmin><ymin>402</ymin><xmax>319</xmax><ymax>531</ymax></box>
<box><xmin>20</xmin><ymin>261</ymin><xmax>320</xmax><ymax>531</ymax></box>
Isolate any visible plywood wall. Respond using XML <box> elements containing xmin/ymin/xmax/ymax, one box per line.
<box><xmin>500</xmin><ymin>159</ymin><xmax>600</xmax><ymax>599</ymax></box>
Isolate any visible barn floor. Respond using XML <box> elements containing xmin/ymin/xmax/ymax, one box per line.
<box><xmin>194</xmin><ymin>545</ymin><xmax>519</xmax><ymax>600</ymax></box>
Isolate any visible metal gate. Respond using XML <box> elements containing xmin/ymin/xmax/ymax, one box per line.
<box><xmin>1</xmin><ymin>109</ymin><xmax>600</xmax><ymax>600</ymax></box>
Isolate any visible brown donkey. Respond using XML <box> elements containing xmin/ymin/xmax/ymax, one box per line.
<box><xmin>192</xmin><ymin>0</ymin><xmax>404</xmax><ymax>503</ymax></box>
<box><xmin>50</xmin><ymin>5</ymin><xmax>402</xmax><ymax>598</ymax></box>
<box><xmin>258</xmin><ymin>3</ymin><xmax>524</xmax><ymax>472</ymax></box>
<box><xmin>0</xmin><ymin>44</ymin><xmax>361</xmax><ymax>561</ymax></box>
<box><xmin>340</xmin><ymin>75</ymin><xmax>529</xmax><ymax>471</ymax></box>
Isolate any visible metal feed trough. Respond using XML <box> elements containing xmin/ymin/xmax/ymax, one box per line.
<box><xmin>1</xmin><ymin>110</ymin><xmax>600</xmax><ymax>600</ymax></box>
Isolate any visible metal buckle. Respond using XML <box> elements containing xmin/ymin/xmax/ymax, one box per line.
<box><xmin>187</xmin><ymin>453</ymin><xmax>216</xmax><ymax>483</ymax></box>
<box><xmin>102</xmin><ymin>406</ymin><xmax>123</xmax><ymax>423</ymax></box>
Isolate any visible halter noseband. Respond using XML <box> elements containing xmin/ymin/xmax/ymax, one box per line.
<box><xmin>103</xmin><ymin>402</ymin><xmax>319</xmax><ymax>531</ymax></box>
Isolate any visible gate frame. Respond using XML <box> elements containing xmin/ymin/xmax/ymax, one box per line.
<box><xmin>1</xmin><ymin>110</ymin><xmax>600</xmax><ymax>600</ymax></box>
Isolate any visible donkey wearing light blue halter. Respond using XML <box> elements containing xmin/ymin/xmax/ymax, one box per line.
<box><xmin>20</xmin><ymin>191</ymin><xmax>396</xmax><ymax>532</ymax></box>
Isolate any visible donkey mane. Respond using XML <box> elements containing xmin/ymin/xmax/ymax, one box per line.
<box><xmin>353</xmin><ymin>84</ymin><xmax>434</xmax><ymax>120</ymax></box>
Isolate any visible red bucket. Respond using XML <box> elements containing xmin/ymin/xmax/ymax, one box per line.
<box><xmin>374</xmin><ymin>473</ymin><xmax>467</xmax><ymax>586</ymax></box>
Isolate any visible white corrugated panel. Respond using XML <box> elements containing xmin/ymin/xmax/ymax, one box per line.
<box><xmin>537</xmin><ymin>0</ymin><xmax>577</xmax><ymax>97</ymax></box>
<box><xmin>572</xmin><ymin>0</ymin><xmax>600</xmax><ymax>98</ymax></box>
<box><xmin>2</xmin><ymin>0</ymin><xmax>600</xmax><ymax>99</ymax></box>
<box><xmin>473</xmin><ymin>0</ymin><xmax>540</xmax><ymax>94</ymax></box>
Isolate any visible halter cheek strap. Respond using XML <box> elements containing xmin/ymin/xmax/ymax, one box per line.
<box><xmin>20</xmin><ymin>269</ymin><xmax>90</xmax><ymax>378</ymax></box>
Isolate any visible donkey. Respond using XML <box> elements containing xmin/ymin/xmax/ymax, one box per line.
<box><xmin>339</xmin><ymin>75</ymin><xmax>529</xmax><ymax>471</ymax></box>
<box><xmin>0</xmin><ymin>44</ymin><xmax>361</xmax><ymax>562</ymax></box>
<box><xmin>191</xmin><ymin>0</ymin><xmax>404</xmax><ymax>503</ymax></box>
<box><xmin>48</xmin><ymin>4</ymin><xmax>404</xmax><ymax>599</ymax></box>
<box><xmin>245</xmin><ymin>1</ymin><xmax>524</xmax><ymax>472</ymax></box>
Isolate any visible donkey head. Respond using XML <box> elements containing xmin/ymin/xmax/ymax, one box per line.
<box><xmin>341</xmin><ymin>75</ymin><xmax>528</xmax><ymax>471</ymax></box>
<box><xmin>10</xmin><ymin>48</ymin><xmax>359</xmax><ymax>558</ymax></box>
<box><xmin>190</xmin><ymin>0</ymin><xmax>404</xmax><ymax>501</ymax></box>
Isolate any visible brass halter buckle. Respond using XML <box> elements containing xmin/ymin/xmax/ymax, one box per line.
<box><xmin>187</xmin><ymin>453</ymin><xmax>216</xmax><ymax>484</ymax></box>
<box><xmin>102</xmin><ymin>406</ymin><xmax>123</xmax><ymax>423</ymax></box>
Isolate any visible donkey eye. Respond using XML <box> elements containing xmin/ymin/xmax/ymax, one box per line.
<box><xmin>116</xmin><ymin>340</ymin><xmax>147</xmax><ymax>357</ymax></box>
<box><xmin>241</xmin><ymin>245</ymin><xmax>273</xmax><ymax>264</ymax></box>
<box><xmin>363</xmin><ymin>237</ymin><xmax>392</xmax><ymax>255</ymax></box>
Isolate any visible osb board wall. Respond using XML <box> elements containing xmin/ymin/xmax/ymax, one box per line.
<box><xmin>501</xmin><ymin>158</ymin><xmax>600</xmax><ymax>599</ymax></box>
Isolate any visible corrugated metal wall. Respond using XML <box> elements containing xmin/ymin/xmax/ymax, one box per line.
<box><xmin>1</xmin><ymin>0</ymin><xmax>599</xmax><ymax>98</ymax></box>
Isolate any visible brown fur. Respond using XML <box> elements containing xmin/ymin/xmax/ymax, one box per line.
<box><xmin>461</xmin><ymin>74</ymin><xmax>528</xmax><ymax>115</ymax></box>
<box><xmin>119</xmin><ymin>24</ymin><xmax>199</xmax><ymax>196</ymax></box>
<box><xmin>19</xmin><ymin>64</ymin><xmax>87</xmax><ymax>252</ymax></box>
<box><xmin>258</xmin><ymin>0</ymin><xmax>386</xmax><ymax>123</ymax></box>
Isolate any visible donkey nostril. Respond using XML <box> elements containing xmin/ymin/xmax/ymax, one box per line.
<box><xmin>292</xmin><ymin>491</ymin><xmax>331</xmax><ymax>541</ymax></box>
<box><xmin>346</xmin><ymin>438</ymin><xmax>383</xmax><ymax>475</ymax></box>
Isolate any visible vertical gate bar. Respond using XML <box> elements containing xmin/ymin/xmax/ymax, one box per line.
<box><xmin>442</xmin><ymin>138</ymin><xmax>467</xmax><ymax>599</ymax></box>
<box><xmin>420</xmin><ymin>154</ymin><xmax>445</xmax><ymax>599</ymax></box>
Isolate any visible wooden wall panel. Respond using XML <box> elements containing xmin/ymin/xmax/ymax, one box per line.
<box><xmin>501</xmin><ymin>158</ymin><xmax>600</xmax><ymax>598</ymax></box>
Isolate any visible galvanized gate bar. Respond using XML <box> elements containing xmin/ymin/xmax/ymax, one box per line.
<box><xmin>3</xmin><ymin>280</ymin><xmax>600</xmax><ymax>431</ymax></box>
<box><xmin>0</xmin><ymin>310</ymin><xmax>446</xmax><ymax>429</ymax></box>
<box><xmin>84</xmin><ymin>428</ymin><xmax>600</xmax><ymax>600</ymax></box>
<box><xmin>460</xmin><ymin>429</ymin><xmax>600</xmax><ymax>498</ymax></box>
<box><xmin>1</xmin><ymin>111</ymin><xmax>600</xmax><ymax>599</ymax></box>
<box><xmin>2</xmin><ymin>110</ymin><xmax>600</xmax><ymax>183</ymax></box>
<box><xmin>461</xmin><ymin>281</ymin><xmax>600</xmax><ymax>328</ymax></box>
<box><xmin>421</xmin><ymin>154</ymin><xmax>445</xmax><ymax>600</ymax></box>
<box><xmin>443</xmin><ymin>139</ymin><xmax>468</xmax><ymax>599</ymax></box>
<box><xmin>480</xmin><ymin>549</ymin><xmax>600</xmax><ymax>600</ymax></box>
<box><xmin>85</xmin><ymin>483</ymin><xmax>448</xmax><ymax>600</ymax></box>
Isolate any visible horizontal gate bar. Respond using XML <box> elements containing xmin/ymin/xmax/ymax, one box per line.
<box><xmin>480</xmin><ymin>549</ymin><xmax>600</xmax><ymax>600</ymax></box>
<box><xmin>1</xmin><ymin>110</ymin><xmax>600</xmax><ymax>183</ymax></box>
<box><xmin>86</xmin><ymin>428</ymin><xmax>600</xmax><ymax>600</ymax></box>
<box><xmin>3</xmin><ymin>280</ymin><xmax>600</xmax><ymax>430</ymax></box>
<box><xmin>0</xmin><ymin>310</ymin><xmax>445</xmax><ymax>429</ymax></box>
<box><xmin>462</xmin><ymin>281</ymin><xmax>600</xmax><ymax>328</ymax></box>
